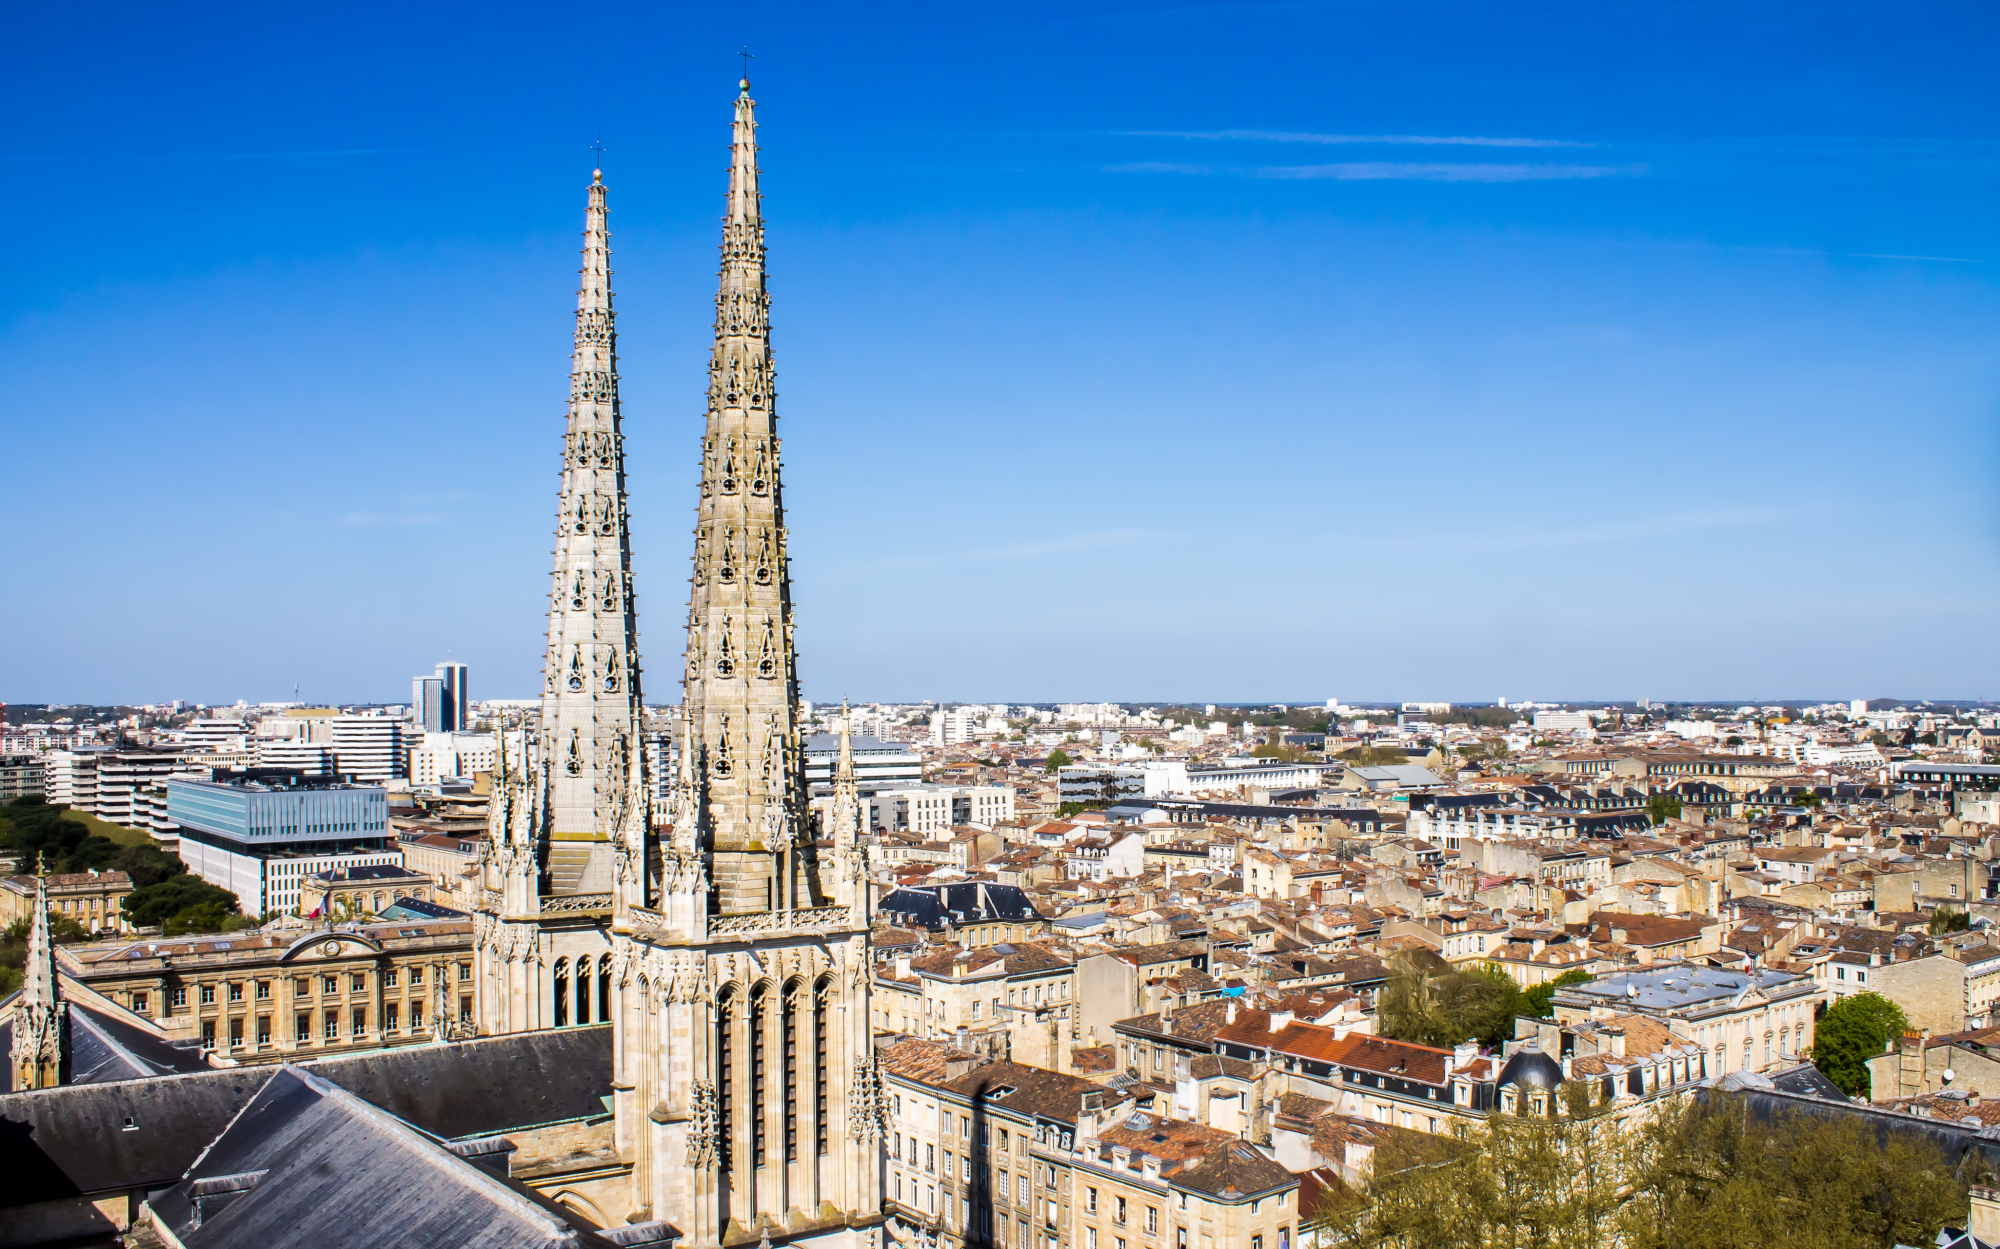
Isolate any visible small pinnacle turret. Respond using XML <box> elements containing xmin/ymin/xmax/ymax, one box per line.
<box><xmin>11</xmin><ymin>854</ymin><xmax>68</xmax><ymax>1090</ymax></box>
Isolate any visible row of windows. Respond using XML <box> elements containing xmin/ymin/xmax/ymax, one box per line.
<box><xmin>195</xmin><ymin>997</ymin><xmax>472</xmax><ymax>1050</ymax></box>
<box><xmin>131</xmin><ymin>962</ymin><xmax>469</xmax><ymax>1014</ymax></box>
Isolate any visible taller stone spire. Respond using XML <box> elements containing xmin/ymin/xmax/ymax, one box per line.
<box><xmin>538</xmin><ymin>167</ymin><xmax>648</xmax><ymax>907</ymax></box>
<box><xmin>671</xmin><ymin>77</ymin><xmax>814</xmax><ymax>917</ymax></box>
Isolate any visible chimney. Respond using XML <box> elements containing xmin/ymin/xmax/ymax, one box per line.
<box><xmin>895</xmin><ymin>953</ymin><xmax>911</xmax><ymax>979</ymax></box>
<box><xmin>1605</xmin><ymin>1028</ymin><xmax>1626</xmax><ymax>1059</ymax></box>
<box><xmin>1226</xmin><ymin>999</ymin><xmax>1238</xmax><ymax>1025</ymax></box>
<box><xmin>1454</xmin><ymin>1041</ymin><xmax>1480</xmax><ymax>1068</ymax></box>
<box><xmin>1270</xmin><ymin>1011</ymin><xmax>1294</xmax><ymax>1030</ymax></box>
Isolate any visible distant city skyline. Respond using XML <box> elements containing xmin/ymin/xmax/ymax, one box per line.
<box><xmin>6</xmin><ymin>2</ymin><xmax>1997</xmax><ymax>703</ymax></box>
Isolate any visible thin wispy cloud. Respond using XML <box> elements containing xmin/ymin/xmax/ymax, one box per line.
<box><xmin>1106</xmin><ymin>161</ymin><xmax>1214</xmax><ymax>175</ymax></box>
<box><xmin>1259</xmin><ymin>161</ymin><xmax>1644</xmax><ymax>182</ymax></box>
<box><xmin>340</xmin><ymin>511</ymin><xmax>444</xmax><ymax>526</ymax></box>
<box><xmin>1109</xmin><ymin>160</ymin><xmax>1644</xmax><ymax>182</ymax></box>
<box><xmin>1364</xmin><ymin>508</ymin><xmax>1792</xmax><ymax>553</ymax></box>
<box><xmin>1126</xmin><ymin>129</ymin><xmax>1593</xmax><ymax>149</ymax></box>
<box><xmin>835</xmin><ymin>528</ymin><xmax>1164</xmax><ymax>574</ymax></box>
<box><xmin>1846</xmin><ymin>252</ymin><xmax>1980</xmax><ymax>263</ymax></box>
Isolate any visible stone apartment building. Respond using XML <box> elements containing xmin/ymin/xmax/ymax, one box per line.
<box><xmin>58</xmin><ymin>921</ymin><xmax>478</xmax><ymax>1059</ymax></box>
<box><xmin>876</xmin><ymin>943</ymin><xmax>1080</xmax><ymax>1067</ymax></box>
<box><xmin>881</xmin><ymin>1037</ymin><xmax>1103</xmax><ymax>1249</ymax></box>
<box><xmin>1866</xmin><ymin>937</ymin><xmax>2000</xmax><ymax>1034</ymax></box>
<box><xmin>1075</xmin><ymin>942</ymin><xmax>1211</xmax><ymax>1048</ymax></box>
<box><xmin>1875</xmin><ymin>856</ymin><xmax>1990</xmax><ymax>912</ymax></box>
<box><xmin>0</xmin><ymin>868</ymin><xmax>132</xmax><ymax>935</ymax></box>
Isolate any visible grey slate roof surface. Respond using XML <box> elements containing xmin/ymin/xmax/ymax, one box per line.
<box><xmin>0</xmin><ymin>997</ymin><xmax>214</xmax><ymax>1092</ymax></box>
<box><xmin>149</xmin><ymin>1066</ymin><xmax>627</xmax><ymax>1249</ymax></box>
<box><xmin>0</xmin><ymin>1024</ymin><xmax>614</xmax><ymax>1205</ymax></box>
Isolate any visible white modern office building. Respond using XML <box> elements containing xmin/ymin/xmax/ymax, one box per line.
<box><xmin>330</xmin><ymin>714</ymin><xmax>408</xmax><ymax>782</ymax></box>
<box><xmin>168</xmin><ymin>773</ymin><xmax>396</xmax><ymax>917</ymax></box>
<box><xmin>42</xmin><ymin>750</ymin><xmax>102</xmax><ymax>811</ymax></box>
<box><xmin>802</xmin><ymin>733</ymin><xmax>923</xmax><ymax>787</ymax></box>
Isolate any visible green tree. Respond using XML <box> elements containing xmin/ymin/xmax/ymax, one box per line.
<box><xmin>1811</xmin><ymin>991</ymin><xmax>1909</xmax><ymax>1097</ymax></box>
<box><xmin>1930</xmin><ymin>906</ymin><xmax>1973</xmax><ymax>935</ymax></box>
<box><xmin>1647</xmin><ymin>793</ymin><xmax>1683</xmax><ymax>824</ymax></box>
<box><xmin>123</xmin><ymin>874</ymin><xmax>242</xmax><ymax>930</ymax></box>
<box><xmin>164</xmin><ymin>899</ymin><xmax>251</xmax><ymax>936</ymax></box>
<box><xmin>1621</xmin><ymin>1097</ymin><xmax>1964</xmax><ymax>1249</ymax></box>
<box><xmin>0</xmin><ymin>912</ymin><xmax>90</xmax><ymax>996</ymax></box>
<box><xmin>1043</xmin><ymin>749</ymin><xmax>1073</xmax><ymax>773</ymax></box>
<box><xmin>1377</xmin><ymin>950</ymin><xmax>1526</xmax><ymax>1047</ymax></box>
<box><xmin>1523</xmin><ymin>968</ymin><xmax>1595</xmax><ymax>1017</ymax></box>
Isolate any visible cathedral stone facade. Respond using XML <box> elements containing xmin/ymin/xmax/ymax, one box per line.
<box><xmin>472</xmin><ymin>79</ymin><xmax>883</xmax><ymax>1248</ymax></box>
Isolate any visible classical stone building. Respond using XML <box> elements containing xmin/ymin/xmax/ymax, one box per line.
<box><xmin>59</xmin><ymin>921</ymin><xmax>476</xmax><ymax>1059</ymax></box>
<box><xmin>471</xmin><ymin>77</ymin><xmax>880</xmax><ymax>1246</ymax></box>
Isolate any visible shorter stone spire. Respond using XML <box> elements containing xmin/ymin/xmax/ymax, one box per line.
<box><xmin>11</xmin><ymin>854</ymin><xmax>68</xmax><ymax>1090</ymax></box>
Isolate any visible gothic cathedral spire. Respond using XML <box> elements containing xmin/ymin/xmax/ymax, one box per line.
<box><xmin>671</xmin><ymin>76</ymin><xmax>814</xmax><ymax>917</ymax></box>
<box><xmin>612</xmin><ymin>80</ymin><xmax>879</xmax><ymax>1245</ymax></box>
<box><xmin>474</xmin><ymin>167</ymin><xmax>646</xmax><ymax>1040</ymax></box>
<box><xmin>539</xmin><ymin>167</ymin><xmax>649</xmax><ymax>910</ymax></box>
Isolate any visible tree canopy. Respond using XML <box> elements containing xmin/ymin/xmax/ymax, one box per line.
<box><xmin>1523</xmin><ymin>968</ymin><xmax>1595</xmax><ymax>1017</ymax></box>
<box><xmin>1377</xmin><ymin>950</ymin><xmax>1527</xmax><ymax>1048</ymax></box>
<box><xmin>1812</xmin><ymin>992</ymin><xmax>1910</xmax><ymax>1097</ymax></box>
<box><xmin>1311</xmin><ymin>1097</ymin><xmax>1969</xmax><ymax>1249</ymax></box>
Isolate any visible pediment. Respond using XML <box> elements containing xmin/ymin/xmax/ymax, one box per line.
<box><xmin>279</xmin><ymin>931</ymin><xmax>385</xmax><ymax>963</ymax></box>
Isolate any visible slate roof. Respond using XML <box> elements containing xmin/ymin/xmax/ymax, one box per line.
<box><xmin>147</xmin><ymin>1066</ymin><xmax>636</xmax><ymax>1249</ymax></box>
<box><xmin>0</xmin><ymin>1024</ymin><xmax>613</xmax><ymax>1205</ymax></box>
<box><xmin>876</xmin><ymin>882</ymin><xmax>1044</xmax><ymax>931</ymax></box>
<box><xmin>0</xmin><ymin>994</ymin><xmax>213</xmax><ymax>1093</ymax></box>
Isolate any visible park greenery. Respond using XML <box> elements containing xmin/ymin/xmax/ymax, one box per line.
<box><xmin>1042</xmin><ymin>748</ymin><xmax>1073</xmax><ymax>773</ymax></box>
<box><xmin>1376</xmin><ymin>950</ymin><xmax>1591</xmax><ymax>1048</ymax></box>
<box><xmin>1310</xmin><ymin>1096</ymin><xmax>1972</xmax><ymax>1249</ymax></box>
<box><xmin>0</xmin><ymin>911</ymin><xmax>90</xmax><ymax>996</ymax></box>
<box><xmin>1</xmin><ymin>797</ymin><xmax>246</xmax><ymax>936</ymax></box>
<box><xmin>1647</xmin><ymin>793</ymin><xmax>1684</xmax><ymax>824</ymax></box>
<box><xmin>1810</xmin><ymin>992</ymin><xmax>1910</xmax><ymax>1097</ymax></box>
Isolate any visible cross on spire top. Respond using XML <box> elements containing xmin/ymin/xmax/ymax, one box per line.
<box><xmin>739</xmin><ymin>46</ymin><xmax>755</xmax><ymax>93</ymax></box>
<box><xmin>591</xmin><ymin>136</ymin><xmax>606</xmax><ymax>181</ymax></box>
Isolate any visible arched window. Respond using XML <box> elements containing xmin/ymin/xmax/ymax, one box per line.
<box><xmin>574</xmin><ymin>958</ymin><xmax>591</xmax><ymax>1026</ymax></box>
<box><xmin>598</xmin><ymin>955</ymin><xmax>613</xmax><ymax>1023</ymax></box>
<box><xmin>716</xmin><ymin>987</ymin><xmax>737</xmax><ymax>1174</ymax></box>
<box><xmin>751</xmin><ymin>984</ymin><xmax>769</xmax><ymax>1168</ymax></box>
<box><xmin>814</xmin><ymin>974</ymin><xmax>833</xmax><ymax>1157</ymax></box>
<box><xmin>553</xmin><ymin>958</ymin><xmax>570</xmax><ymax>1027</ymax></box>
<box><xmin>783</xmin><ymin>979</ymin><xmax>802</xmax><ymax>1163</ymax></box>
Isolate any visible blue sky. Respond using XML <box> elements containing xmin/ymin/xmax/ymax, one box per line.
<box><xmin>4</xmin><ymin>1</ymin><xmax>1997</xmax><ymax>706</ymax></box>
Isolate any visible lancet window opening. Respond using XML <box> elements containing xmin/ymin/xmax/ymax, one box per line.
<box><xmin>814</xmin><ymin>976</ymin><xmax>831</xmax><ymax>1156</ymax></box>
<box><xmin>784</xmin><ymin>980</ymin><xmax>800</xmax><ymax>1163</ymax></box>
<box><xmin>553</xmin><ymin>958</ymin><xmax>570</xmax><ymax>1027</ymax></box>
<box><xmin>751</xmin><ymin>985</ymin><xmax>769</xmax><ymax>1168</ymax></box>
<box><xmin>717</xmin><ymin>988</ymin><xmax>736</xmax><ymax>1173</ymax></box>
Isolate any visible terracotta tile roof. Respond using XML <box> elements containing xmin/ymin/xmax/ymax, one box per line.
<box><xmin>1319</xmin><ymin>1034</ymin><xmax>1455</xmax><ymax>1085</ymax></box>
